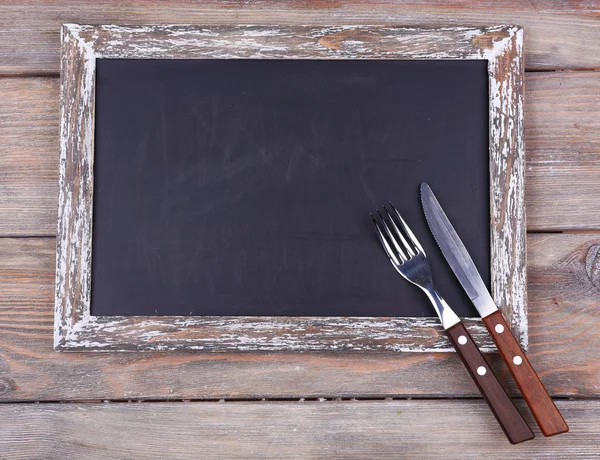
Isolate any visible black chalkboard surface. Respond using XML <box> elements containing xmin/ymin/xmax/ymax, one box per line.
<box><xmin>92</xmin><ymin>59</ymin><xmax>489</xmax><ymax>317</ymax></box>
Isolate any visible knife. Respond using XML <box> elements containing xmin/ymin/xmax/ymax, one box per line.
<box><xmin>420</xmin><ymin>182</ymin><xmax>568</xmax><ymax>437</ymax></box>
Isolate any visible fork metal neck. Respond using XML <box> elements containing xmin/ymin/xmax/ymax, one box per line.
<box><xmin>420</xmin><ymin>287</ymin><xmax>461</xmax><ymax>330</ymax></box>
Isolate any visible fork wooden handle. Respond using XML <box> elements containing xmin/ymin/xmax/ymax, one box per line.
<box><xmin>482</xmin><ymin>310</ymin><xmax>568</xmax><ymax>436</ymax></box>
<box><xmin>446</xmin><ymin>322</ymin><xmax>534</xmax><ymax>444</ymax></box>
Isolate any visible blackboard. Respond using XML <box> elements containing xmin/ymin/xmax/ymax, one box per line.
<box><xmin>91</xmin><ymin>58</ymin><xmax>489</xmax><ymax>318</ymax></box>
<box><xmin>57</xmin><ymin>24</ymin><xmax>527</xmax><ymax>352</ymax></box>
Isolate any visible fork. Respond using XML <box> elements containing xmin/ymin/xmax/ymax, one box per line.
<box><xmin>372</xmin><ymin>203</ymin><xmax>534</xmax><ymax>444</ymax></box>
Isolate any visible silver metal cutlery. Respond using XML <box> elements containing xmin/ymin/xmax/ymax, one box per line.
<box><xmin>371</xmin><ymin>203</ymin><xmax>534</xmax><ymax>444</ymax></box>
<box><xmin>420</xmin><ymin>182</ymin><xmax>568</xmax><ymax>437</ymax></box>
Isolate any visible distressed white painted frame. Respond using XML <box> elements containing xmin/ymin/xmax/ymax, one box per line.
<box><xmin>55</xmin><ymin>24</ymin><xmax>525</xmax><ymax>352</ymax></box>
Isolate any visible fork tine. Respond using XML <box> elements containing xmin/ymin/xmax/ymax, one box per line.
<box><xmin>382</xmin><ymin>205</ymin><xmax>416</xmax><ymax>257</ymax></box>
<box><xmin>371</xmin><ymin>214</ymin><xmax>404</xmax><ymax>265</ymax></box>
<box><xmin>377</xmin><ymin>210</ymin><xmax>408</xmax><ymax>262</ymax></box>
<box><xmin>388</xmin><ymin>202</ymin><xmax>425</xmax><ymax>255</ymax></box>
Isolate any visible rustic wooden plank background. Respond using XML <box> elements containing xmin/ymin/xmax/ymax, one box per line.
<box><xmin>0</xmin><ymin>1</ymin><xmax>599</xmax><ymax>458</ymax></box>
<box><xmin>1</xmin><ymin>400</ymin><xmax>599</xmax><ymax>459</ymax></box>
<box><xmin>1</xmin><ymin>1</ymin><xmax>600</xmax><ymax>73</ymax></box>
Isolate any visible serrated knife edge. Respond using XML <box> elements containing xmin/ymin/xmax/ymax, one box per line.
<box><xmin>420</xmin><ymin>182</ymin><xmax>497</xmax><ymax>318</ymax></box>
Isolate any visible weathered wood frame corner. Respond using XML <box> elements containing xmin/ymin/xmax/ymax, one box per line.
<box><xmin>55</xmin><ymin>24</ymin><xmax>525</xmax><ymax>352</ymax></box>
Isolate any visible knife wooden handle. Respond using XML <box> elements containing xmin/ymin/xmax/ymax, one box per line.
<box><xmin>482</xmin><ymin>310</ymin><xmax>569</xmax><ymax>436</ymax></box>
<box><xmin>446</xmin><ymin>322</ymin><xmax>534</xmax><ymax>444</ymax></box>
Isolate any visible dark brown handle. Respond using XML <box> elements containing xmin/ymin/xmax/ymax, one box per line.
<box><xmin>483</xmin><ymin>310</ymin><xmax>569</xmax><ymax>436</ymax></box>
<box><xmin>446</xmin><ymin>322</ymin><xmax>534</xmax><ymax>444</ymax></box>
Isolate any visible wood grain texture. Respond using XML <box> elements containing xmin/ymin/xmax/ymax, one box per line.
<box><xmin>526</xmin><ymin>233</ymin><xmax>600</xmax><ymax>398</ymax></box>
<box><xmin>0</xmin><ymin>78</ymin><xmax>59</xmax><ymax>236</ymax></box>
<box><xmin>525</xmin><ymin>71</ymin><xmax>600</xmax><ymax>231</ymax></box>
<box><xmin>1</xmin><ymin>233</ymin><xmax>598</xmax><ymax>401</ymax></box>
<box><xmin>2</xmin><ymin>71</ymin><xmax>598</xmax><ymax>238</ymax></box>
<box><xmin>0</xmin><ymin>1</ymin><xmax>599</xmax><ymax>74</ymax></box>
<box><xmin>54</xmin><ymin>24</ymin><xmax>525</xmax><ymax>352</ymax></box>
<box><xmin>483</xmin><ymin>310</ymin><xmax>568</xmax><ymax>436</ymax></box>
<box><xmin>445</xmin><ymin>321</ymin><xmax>534</xmax><ymax>444</ymax></box>
<box><xmin>1</xmin><ymin>400</ymin><xmax>598</xmax><ymax>459</ymax></box>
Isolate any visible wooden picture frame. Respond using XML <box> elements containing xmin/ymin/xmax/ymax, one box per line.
<box><xmin>55</xmin><ymin>24</ymin><xmax>525</xmax><ymax>352</ymax></box>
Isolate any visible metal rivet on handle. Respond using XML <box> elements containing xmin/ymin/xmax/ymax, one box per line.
<box><xmin>477</xmin><ymin>366</ymin><xmax>487</xmax><ymax>376</ymax></box>
<box><xmin>458</xmin><ymin>335</ymin><xmax>467</xmax><ymax>345</ymax></box>
<box><xmin>495</xmin><ymin>324</ymin><xmax>504</xmax><ymax>333</ymax></box>
<box><xmin>513</xmin><ymin>356</ymin><xmax>523</xmax><ymax>365</ymax></box>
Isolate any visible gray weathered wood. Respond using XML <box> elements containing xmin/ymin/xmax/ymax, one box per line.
<box><xmin>2</xmin><ymin>72</ymin><xmax>599</xmax><ymax>238</ymax></box>
<box><xmin>55</xmin><ymin>24</ymin><xmax>526</xmax><ymax>352</ymax></box>
<box><xmin>0</xmin><ymin>400</ymin><xmax>598</xmax><ymax>459</ymax></box>
<box><xmin>0</xmin><ymin>78</ymin><xmax>59</xmax><ymax>236</ymax></box>
<box><xmin>1</xmin><ymin>1</ymin><xmax>600</xmax><ymax>74</ymax></box>
<box><xmin>525</xmin><ymin>72</ymin><xmax>600</xmax><ymax>231</ymax></box>
<box><xmin>1</xmin><ymin>233</ymin><xmax>598</xmax><ymax>401</ymax></box>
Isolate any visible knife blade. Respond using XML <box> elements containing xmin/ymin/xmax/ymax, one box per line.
<box><xmin>420</xmin><ymin>183</ymin><xmax>497</xmax><ymax>318</ymax></box>
<box><xmin>420</xmin><ymin>182</ymin><xmax>568</xmax><ymax>437</ymax></box>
